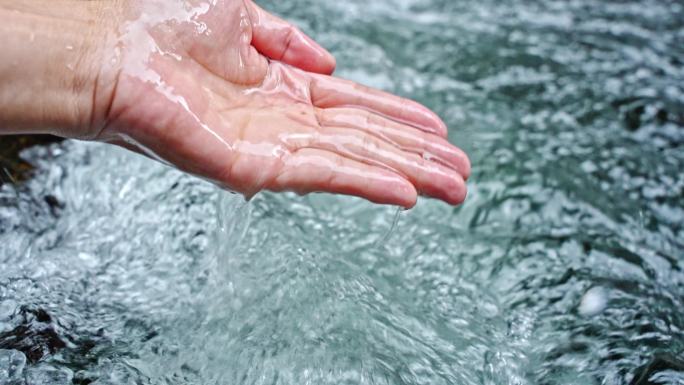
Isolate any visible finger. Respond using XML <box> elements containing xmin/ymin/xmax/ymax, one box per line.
<box><xmin>317</xmin><ymin>107</ymin><xmax>471</xmax><ymax>179</ymax></box>
<box><xmin>270</xmin><ymin>148</ymin><xmax>418</xmax><ymax>208</ymax></box>
<box><xmin>297</xmin><ymin>126</ymin><xmax>467</xmax><ymax>205</ymax></box>
<box><xmin>309</xmin><ymin>73</ymin><xmax>448</xmax><ymax>137</ymax></box>
<box><xmin>247</xmin><ymin>1</ymin><xmax>336</xmax><ymax>75</ymax></box>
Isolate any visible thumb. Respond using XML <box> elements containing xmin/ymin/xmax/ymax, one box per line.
<box><xmin>247</xmin><ymin>1</ymin><xmax>336</xmax><ymax>75</ymax></box>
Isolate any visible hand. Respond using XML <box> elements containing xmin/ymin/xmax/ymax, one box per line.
<box><xmin>95</xmin><ymin>1</ymin><xmax>472</xmax><ymax>207</ymax></box>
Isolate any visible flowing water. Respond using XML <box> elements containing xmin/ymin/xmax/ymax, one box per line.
<box><xmin>1</xmin><ymin>0</ymin><xmax>684</xmax><ymax>384</ymax></box>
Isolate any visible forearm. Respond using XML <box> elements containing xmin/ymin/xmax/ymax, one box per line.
<box><xmin>0</xmin><ymin>1</ymin><xmax>113</xmax><ymax>139</ymax></box>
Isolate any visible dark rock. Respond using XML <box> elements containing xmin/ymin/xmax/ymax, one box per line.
<box><xmin>630</xmin><ymin>355</ymin><xmax>684</xmax><ymax>385</ymax></box>
<box><xmin>0</xmin><ymin>307</ymin><xmax>66</xmax><ymax>363</ymax></box>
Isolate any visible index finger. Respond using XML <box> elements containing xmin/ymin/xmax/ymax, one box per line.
<box><xmin>308</xmin><ymin>73</ymin><xmax>448</xmax><ymax>138</ymax></box>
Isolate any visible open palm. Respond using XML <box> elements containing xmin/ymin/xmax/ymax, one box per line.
<box><xmin>98</xmin><ymin>0</ymin><xmax>470</xmax><ymax>207</ymax></box>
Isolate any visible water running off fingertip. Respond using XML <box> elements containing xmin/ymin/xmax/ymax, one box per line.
<box><xmin>1</xmin><ymin>167</ymin><xmax>16</xmax><ymax>184</ymax></box>
<box><xmin>373</xmin><ymin>206</ymin><xmax>403</xmax><ymax>249</ymax></box>
<box><xmin>1</xmin><ymin>168</ymin><xmax>20</xmax><ymax>201</ymax></box>
<box><xmin>209</xmin><ymin>191</ymin><xmax>252</xmax><ymax>279</ymax></box>
<box><xmin>220</xmin><ymin>192</ymin><xmax>252</xmax><ymax>245</ymax></box>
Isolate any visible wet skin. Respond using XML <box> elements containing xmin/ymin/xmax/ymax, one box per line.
<box><xmin>0</xmin><ymin>0</ymin><xmax>470</xmax><ymax>208</ymax></box>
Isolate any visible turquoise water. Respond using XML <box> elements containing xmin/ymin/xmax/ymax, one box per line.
<box><xmin>1</xmin><ymin>0</ymin><xmax>684</xmax><ymax>384</ymax></box>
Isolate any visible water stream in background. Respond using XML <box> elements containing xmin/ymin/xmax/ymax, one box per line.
<box><xmin>1</xmin><ymin>0</ymin><xmax>683</xmax><ymax>384</ymax></box>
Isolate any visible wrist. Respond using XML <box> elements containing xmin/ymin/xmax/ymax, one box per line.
<box><xmin>0</xmin><ymin>1</ymin><xmax>120</xmax><ymax>140</ymax></box>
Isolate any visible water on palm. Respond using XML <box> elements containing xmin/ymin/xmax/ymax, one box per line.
<box><xmin>1</xmin><ymin>0</ymin><xmax>683</xmax><ymax>384</ymax></box>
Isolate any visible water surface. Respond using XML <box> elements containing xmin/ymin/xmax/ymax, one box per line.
<box><xmin>1</xmin><ymin>0</ymin><xmax>684</xmax><ymax>384</ymax></box>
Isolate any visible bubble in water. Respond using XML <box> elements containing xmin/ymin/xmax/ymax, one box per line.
<box><xmin>578</xmin><ymin>287</ymin><xmax>608</xmax><ymax>317</ymax></box>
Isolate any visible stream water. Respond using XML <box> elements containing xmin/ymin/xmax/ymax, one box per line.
<box><xmin>1</xmin><ymin>0</ymin><xmax>683</xmax><ymax>384</ymax></box>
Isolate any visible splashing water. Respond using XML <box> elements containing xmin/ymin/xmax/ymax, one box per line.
<box><xmin>1</xmin><ymin>0</ymin><xmax>684</xmax><ymax>384</ymax></box>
